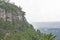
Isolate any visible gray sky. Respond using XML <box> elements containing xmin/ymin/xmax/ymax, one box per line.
<box><xmin>10</xmin><ymin>0</ymin><xmax>60</xmax><ymax>23</ymax></box>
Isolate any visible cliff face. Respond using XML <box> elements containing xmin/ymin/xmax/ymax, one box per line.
<box><xmin>0</xmin><ymin>1</ymin><xmax>25</xmax><ymax>22</ymax></box>
<box><xmin>0</xmin><ymin>1</ymin><xmax>56</xmax><ymax>40</ymax></box>
<box><xmin>0</xmin><ymin>1</ymin><xmax>40</xmax><ymax>40</ymax></box>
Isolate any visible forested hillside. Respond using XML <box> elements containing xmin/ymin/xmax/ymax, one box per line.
<box><xmin>0</xmin><ymin>0</ymin><xmax>56</xmax><ymax>40</ymax></box>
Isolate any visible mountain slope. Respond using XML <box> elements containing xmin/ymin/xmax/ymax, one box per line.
<box><xmin>0</xmin><ymin>1</ymin><xmax>56</xmax><ymax>40</ymax></box>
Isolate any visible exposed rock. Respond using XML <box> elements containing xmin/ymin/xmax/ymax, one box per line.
<box><xmin>0</xmin><ymin>1</ymin><xmax>25</xmax><ymax>22</ymax></box>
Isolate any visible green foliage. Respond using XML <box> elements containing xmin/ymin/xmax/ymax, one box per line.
<box><xmin>0</xmin><ymin>19</ymin><xmax>56</xmax><ymax>40</ymax></box>
<box><xmin>39</xmin><ymin>33</ymin><xmax>56</xmax><ymax>40</ymax></box>
<box><xmin>0</xmin><ymin>29</ymin><xmax>5</xmax><ymax>40</ymax></box>
<box><xmin>0</xmin><ymin>1</ymin><xmax>21</xmax><ymax>12</ymax></box>
<box><xmin>0</xmin><ymin>1</ymin><xmax>56</xmax><ymax>40</ymax></box>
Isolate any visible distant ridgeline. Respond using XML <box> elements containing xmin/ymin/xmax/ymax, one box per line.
<box><xmin>0</xmin><ymin>0</ymin><xmax>25</xmax><ymax>22</ymax></box>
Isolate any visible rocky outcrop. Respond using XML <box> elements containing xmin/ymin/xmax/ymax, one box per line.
<box><xmin>0</xmin><ymin>1</ymin><xmax>25</xmax><ymax>22</ymax></box>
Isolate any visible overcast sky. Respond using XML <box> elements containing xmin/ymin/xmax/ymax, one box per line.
<box><xmin>10</xmin><ymin>0</ymin><xmax>60</xmax><ymax>23</ymax></box>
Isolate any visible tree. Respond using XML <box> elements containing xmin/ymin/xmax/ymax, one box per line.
<box><xmin>37</xmin><ymin>29</ymin><xmax>41</xmax><ymax>34</ymax></box>
<box><xmin>0</xmin><ymin>0</ymin><xmax>10</xmax><ymax>2</ymax></box>
<box><xmin>40</xmin><ymin>33</ymin><xmax>56</xmax><ymax>40</ymax></box>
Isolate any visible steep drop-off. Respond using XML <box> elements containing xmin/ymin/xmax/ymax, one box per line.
<box><xmin>0</xmin><ymin>1</ymin><xmax>56</xmax><ymax>40</ymax></box>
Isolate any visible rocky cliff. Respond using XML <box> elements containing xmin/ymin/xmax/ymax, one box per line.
<box><xmin>0</xmin><ymin>1</ymin><xmax>25</xmax><ymax>22</ymax></box>
<box><xmin>0</xmin><ymin>0</ymin><xmax>56</xmax><ymax>40</ymax></box>
<box><xmin>0</xmin><ymin>1</ymin><xmax>39</xmax><ymax>39</ymax></box>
